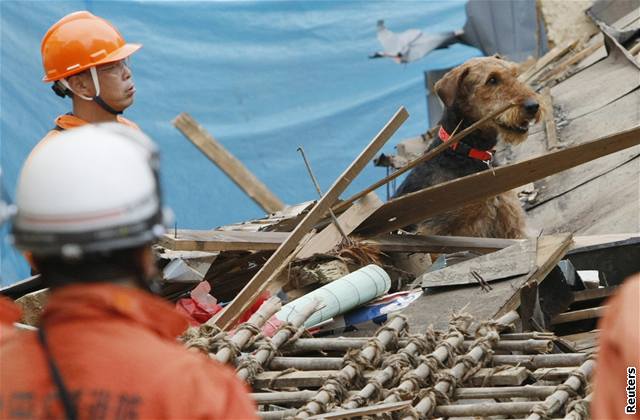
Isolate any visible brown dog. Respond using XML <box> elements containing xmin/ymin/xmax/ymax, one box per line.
<box><xmin>395</xmin><ymin>56</ymin><xmax>541</xmax><ymax>238</ymax></box>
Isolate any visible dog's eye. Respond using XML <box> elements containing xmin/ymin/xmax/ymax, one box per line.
<box><xmin>486</xmin><ymin>76</ymin><xmax>499</xmax><ymax>85</ymax></box>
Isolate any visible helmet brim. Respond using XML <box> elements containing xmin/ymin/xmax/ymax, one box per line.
<box><xmin>42</xmin><ymin>43</ymin><xmax>143</xmax><ymax>82</ymax></box>
<box><xmin>97</xmin><ymin>43</ymin><xmax>142</xmax><ymax>66</ymax></box>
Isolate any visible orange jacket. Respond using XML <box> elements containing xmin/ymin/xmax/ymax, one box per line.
<box><xmin>0</xmin><ymin>283</ymin><xmax>257</xmax><ymax>419</ymax></box>
<box><xmin>0</xmin><ymin>296</ymin><xmax>20</xmax><ymax>342</ymax></box>
<box><xmin>40</xmin><ymin>113</ymin><xmax>140</xmax><ymax>142</ymax></box>
<box><xmin>592</xmin><ymin>275</ymin><xmax>640</xmax><ymax>419</ymax></box>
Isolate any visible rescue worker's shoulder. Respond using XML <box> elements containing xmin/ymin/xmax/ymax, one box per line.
<box><xmin>117</xmin><ymin>116</ymin><xmax>139</xmax><ymax>130</ymax></box>
<box><xmin>149</xmin><ymin>351</ymin><xmax>258</xmax><ymax>419</ymax></box>
<box><xmin>0</xmin><ymin>297</ymin><xmax>21</xmax><ymax>342</ymax></box>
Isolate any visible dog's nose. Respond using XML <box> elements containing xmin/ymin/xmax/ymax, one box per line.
<box><xmin>523</xmin><ymin>98</ymin><xmax>539</xmax><ymax>115</ymax></box>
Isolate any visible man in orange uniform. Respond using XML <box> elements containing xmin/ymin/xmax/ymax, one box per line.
<box><xmin>0</xmin><ymin>124</ymin><xmax>257</xmax><ymax>419</ymax></box>
<box><xmin>40</xmin><ymin>11</ymin><xmax>140</xmax><ymax>141</ymax></box>
<box><xmin>592</xmin><ymin>274</ymin><xmax>640</xmax><ymax>419</ymax></box>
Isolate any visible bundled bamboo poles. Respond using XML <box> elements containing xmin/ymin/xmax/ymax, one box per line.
<box><xmin>237</xmin><ymin>299</ymin><xmax>321</xmax><ymax>383</ymax></box>
<box><xmin>216</xmin><ymin>296</ymin><xmax>282</xmax><ymax>364</ymax></box>
<box><xmin>252</xmin><ymin>385</ymin><xmax>562</xmax><ymax>406</ymax></box>
<box><xmin>526</xmin><ymin>359</ymin><xmax>596</xmax><ymax>420</ymax></box>
<box><xmin>382</xmin><ymin>314</ymin><xmax>472</xmax><ymax>405</ymax></box>
<box><xmin>399</xmin><ymin>311</ymin><xmax>519</xmax><ymax>420</ymax></box>
<box><xmin>267</xmin><ymin>353</ymin><xmax>587</xmax><ymax>372</ymax></box>
<box><xmin>282</xmin><ymin>337</ymin><xmax>551</xmax><ymax>353</ymax></box>
<box><xmin>341</xmin><ymin>328</ymin><xmax>438</xmax><ymax>409</ymax></box>
<box><xmin>295</xmin><ymin>315</ymin><xmax>408</xmax><ymax>418</ymax></box>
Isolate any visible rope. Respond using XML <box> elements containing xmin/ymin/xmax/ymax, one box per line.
<box><xmin>215</xmin><ymin>334</ymin><xmax>242</xmax><ymax>361</ymax></box>
<box><xmin>255</xmin><ymin>338</ymin><xmax>279</xmax><ymax>365</ymax></box>
<box><xmin>530</xmin><ymin>403</ymin><xmax>551</xmax><ymax>420</ymax></box>
<box><xmin>417</xmin><ymin>386</ymin><xmax>450</xmax><ymax>419</ymax></box>
<box><xmin>565</xmin><ymin>396</ymin><xmax>590</xmax><ymax>420</ymax></box>
<box><xmin>297</xmin><ymin>377</ymin><xmax>349</xmax><ymax>417</ymax></box>
<box><xmin>236</xmin><ymin>356</ymin><xmax>264</xmax><ymax>384</ymax></box>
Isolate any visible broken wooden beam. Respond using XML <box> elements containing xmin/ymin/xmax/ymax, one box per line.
<box><xmin>571</xmin><ymin>287</ymin><xmax>616</xmax><ymax>303</ymax></box>
<box><xmin>173</xmin><ymin>112</ymin><xmax>285</xmax><ymax>213</ymax></box>
<box><xmin>360</xmin><ymin>234</ymin><xmax>518</xmax><ymax>254</ymax></box>
<box><xmin>160</xmin><ymin>230</ymin><xmax>288</xmax><ymax>252</ymax></box>
<box><xmin>295</xmin><ymin>192</ymin><xmax>382</xmax><ymax>260</ymax></box>
<box><xmin>356</xmin><ymin>126</ymin><xmax>640</xmax><ymax>236</ymax></box>
<box><xmin>211</xmin><ymin>107</ymin><xmax>408</xmax><ymax>330</ymax></box>
<box><xmin>542</xmin><ymin>87</ymin><xmax>559</xmax><ymax>150</ymax></box>
<box><xmin>551</xmin><ymin>306</ymin><xmax>606</xmax><ymax>325</ymax></box>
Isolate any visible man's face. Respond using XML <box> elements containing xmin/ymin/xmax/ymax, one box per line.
<box><xmin>69</xmin><ymin>58</ymin><xmax>136</xmax><ymax>111</ymax></box>
<box><xmin>95</xmin><ymin>59</ymin><xmax>136</xmax><ymax>111</ymax></box>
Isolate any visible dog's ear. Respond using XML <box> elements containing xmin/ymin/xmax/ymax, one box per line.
<box><xmin>435</xmin><ymin>66</ymin><xmax>470</xmax><ymax>108</ymax></box>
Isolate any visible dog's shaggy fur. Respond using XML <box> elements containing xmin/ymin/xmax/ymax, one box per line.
<box><xmin>395</xmin><ymin>57</ymin><xmax>541</xmax><ymax>239</ymax></box>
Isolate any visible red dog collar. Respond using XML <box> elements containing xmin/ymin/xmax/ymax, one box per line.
<box><xmin>439</xmin><ymin>126</ymin><xmax>493</xmax><ymax>162</ymax></box>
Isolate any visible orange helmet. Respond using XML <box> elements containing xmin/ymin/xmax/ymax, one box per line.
<box><xmin>41</xmin><ymin>11</ymin><xmax>141</xmax><ymax>82</ymax></box>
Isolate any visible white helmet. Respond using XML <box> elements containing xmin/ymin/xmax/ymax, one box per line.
<box><xmin>11</xmin><ymin>123</ymin><xmax>171</xmax><ymax>258</ymax></box>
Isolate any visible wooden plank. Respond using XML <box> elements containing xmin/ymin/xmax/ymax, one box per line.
<box><xmin>173</xmin><ymin>112</ymin><xmax>285</xmax><ymax>213</ymax></box>
<box><xmin>571</xmin><ymin>234</ymin><xmax>640</xmax><ymax>251</ymax></box>
<box><xmin>574</xmin><ymin>339</ymin><xmax>600</xmax><ymax>352</ymax></box>
<box><xmin>361</xmin><ymin>234</ymin><xmax>518</xmax><ymax>254</ymax></box>
<box><xmin>533</xmin><ymin>367</ymin><xmax>582</xmax><ymax>381</ymax></box>
<box><xmin>469</xmin><ymin>367</ymin><xmax>530</xmax><ymax>386</ymax></box>
<box><xmin>550</xmin><ymin>43</ymin><xmax>640</xmax><ymax>120</ymax></box>
<box><xmin>296</xmin><ymin>192</ymin><xmax>383</xmax><ymax>259</ymax></box>
<box><xmin>560</xmin><ymin>330</ymin><xmax>600</xmax><ymax>343</ymax></box>
<box><xmin>491</xmin><ymin>353</ymin><xmax>586</xmax><ymax>369</ymax></box>
<box><xmin>542</xmin><ymin>87</ymin><xmax>558</xmax><ymax>150</ymax></box>
<box><xmin>558</xmin><ymin>88</ymin><xmax>640</xmax><ymax>147</ymax></box>
<box><xmin>419</xmin><ymin>240</ymin><xmax>536</xmax><ymax>288</ymax></box>
<box><xmin>551</xmin><ymin>306</ymin><xmax>606</xmax><ymax>325</ymax></box>
<box><xmin>525</xmin><ymin>147</ymin><xmax>640</xmax><ymax>211</ymax></box>
<box><xmin>572</xmin><ymin>287</ymin><xmax>617</xmax><ymax>303</ymax></box>
<box><xmin>538</xmin><ymin>39</ymin><xmax>605</xmax><ymax>84</ymax></box>
<box><xmin>520</xmin><ymin>40</ymin><xmax>578</xmax><ymax>83</ymax></box>
<box><xmin>159</xmin><ymin>230</ymin><xmax>289</xmax><ymax>252</ymax></box>
<box><xmin>211</xmin><ymin>107</ymin><xmax>409</xmax><ymax>330</ymax></box>
<box><xmin>526</xmin><ymin>154</ymin><xmax>639</xmax><ymax>235</ymax></box>
<box><xmin>356</xmin><ymin>125</ymin><xmax>640</xmax><ymax>237</ymax></box>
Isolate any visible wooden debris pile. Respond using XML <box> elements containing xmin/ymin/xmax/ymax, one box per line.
<box><xmin>145</xmin><ymin>9</ymin><xmax>640</xmax><ymax>419</ymax></box>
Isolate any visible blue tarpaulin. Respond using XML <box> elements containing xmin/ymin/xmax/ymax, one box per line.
<box><xmin>0</xmin><ymin>1</ymin><xmax>480</xmax><ymax>285</ymax></box>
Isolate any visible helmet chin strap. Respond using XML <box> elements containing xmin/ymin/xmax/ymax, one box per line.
<box><xmin>59</xmin><ymin>67</ymin><xmax>123</xmax><ymax>115</ymax></box>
